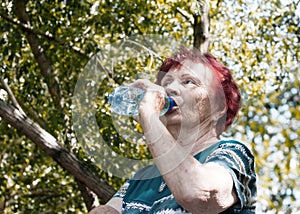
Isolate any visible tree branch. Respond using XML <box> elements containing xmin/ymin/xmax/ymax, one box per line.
<box><xmin>11</xmin><ymin>0</ymin><xmax>105</xmax><ymax>209</ymax></box>
<box><xmin>0</xmin><ymin>75</ymin><xmax>48</xmax><ymax>129</ymax></box>
<box><xmin>0</xmin><ymin>77</ymin><xmax>25</xmax><ymax>116</ymax></box>
<box><xmin>193</xmin><ymin>0</ymin><xmax>210</xmax><ymax>53</ymax></box>
<box><xmin>176</xmin><ymin>7</ymin><xmax>194</xmax><ymax>25</ymax></box>
<box><xmin>0</xmin><ymin>99</ymin><xmax>116</xmax><ymax>203</ymax></box>
<box><xmin>18</xmin><ymin>100</ymin><xmax>49</xmax><ymax>130</ymax></box>
<box><xmin>0</xmin><ymin>198</ymin><xmax>5</xmax><ymax>214</ymax></box>
<box><xmin>0</xmin><ymin>11</ymin><xmax>87</xmax><ymax>57</ymax></box>
<box><xmin>13</xmin><ymin>0</ymin><xmax>63</xmax><ymax>109</ymax></box>
<box><xmin>76</xmin><ymin>179</ymin><xmax>100</xmax><ymax>212</ymax></box>
<box><xmin>176</xmin><ymin>1</ymin><xmax>210</xmax><ymax>52</ymax></box>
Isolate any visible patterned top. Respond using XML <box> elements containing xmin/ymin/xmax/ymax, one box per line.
<box><xmin>114</xmin><ymin>140</ymin><xmax>257</xmax><ymax>213</ymax></box>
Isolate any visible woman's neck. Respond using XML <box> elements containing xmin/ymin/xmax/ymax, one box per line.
<box><xmin>167</xmin><ymin>124</ymin><xmax>219</xmax><ymax>155</ymax></box>
<box><xmin>191</xmin><ymin>134</ymin><xmax>219</xmax><ymax>155</ymax></box>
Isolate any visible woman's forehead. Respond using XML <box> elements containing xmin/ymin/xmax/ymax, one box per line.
<box><xmin>167</xmin><ymin>60</ymin><xmax>215</xmax><ymax>84</ymax></box>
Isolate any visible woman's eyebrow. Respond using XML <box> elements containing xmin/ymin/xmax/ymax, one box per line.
<box><xmin>180</xmin><ymin>73</ymin><xmax>199</xmax><ymax>79</ymax></box>
<box><xmin>162</xmin><ymin>74</ymin><xmax>174</xmax><ymax>79</ymax></box>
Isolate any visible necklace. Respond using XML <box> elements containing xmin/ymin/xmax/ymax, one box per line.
<box><xmin>158</xmin><ymin>181</ymin><xmax>166</xmax><ymax>192</ymax></box>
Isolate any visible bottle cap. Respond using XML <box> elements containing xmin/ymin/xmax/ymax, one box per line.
<box><xmin>168</xmin><ymin>97</ymin><xmax>176</xmax><ymax>112</ymax></box>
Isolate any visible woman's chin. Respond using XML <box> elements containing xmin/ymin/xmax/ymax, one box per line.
<box><xmin>163</xmin><ymin>108</ymin><xmax>181</xmax><ymax>126</ymax></box>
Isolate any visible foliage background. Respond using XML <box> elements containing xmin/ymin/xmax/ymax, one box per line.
<box><xmin>0</xmin><ymin>0</ymin><xmax>299</xmax><ymax>213</ymax></box>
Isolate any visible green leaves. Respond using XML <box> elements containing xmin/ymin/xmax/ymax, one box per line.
<box><xmin>0</xmin><ymin>0</ymin><xmax>299</xmax><ymax>212</ymax></box>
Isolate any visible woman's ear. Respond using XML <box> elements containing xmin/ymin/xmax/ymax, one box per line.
<box><xmin>214</xmin><ymin>104</ymin><xmax>227</xmax><ymax>122</ymax></box>
<box><xmin>213</xmin><ymin>104</ymin><xmax>227</xmax><ymax>136</ymax></box>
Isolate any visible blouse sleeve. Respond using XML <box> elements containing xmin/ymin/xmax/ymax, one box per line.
<box><xmin>205</xmin><ymin>141</ymin><xmax>257</xmax><ymax>212</ymax></box>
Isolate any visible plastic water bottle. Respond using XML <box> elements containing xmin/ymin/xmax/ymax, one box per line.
<box><xmin>108</xmin><ymin>86</ymin><xmax>176</xmax><ymax>116</ymax></box>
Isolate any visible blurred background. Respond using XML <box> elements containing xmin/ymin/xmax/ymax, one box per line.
<box><xmin>0</xmin><ymin>0</ymin><xmax>299</xmax><ymax>213</ymax></box>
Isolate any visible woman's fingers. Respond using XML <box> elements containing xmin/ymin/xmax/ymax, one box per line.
<box><xmin>131</xmin><ymin>79</ymin><xmax>166</xmax><ymax>95</ymax></box>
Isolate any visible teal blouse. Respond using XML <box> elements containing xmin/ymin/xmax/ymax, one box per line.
<box><xmin>114</xmin><ymin>140</ymin><xmax>257</xmax><ymax>213</ymax></box>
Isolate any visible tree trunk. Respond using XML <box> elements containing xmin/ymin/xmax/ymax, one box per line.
<box><xmin>0</xmin><ymin>100</ymin><xmax>116</xmax><ymax>203</ymax></box>
<box><xmin>193</xmin><ymin>0</ymin><xmax>210</xmax><ymax>53</ymax></box>
<box><xmin>13</xmin><ymin>0</ymin><xmax>63</xmax><ymax>109</ymax></box>
<box><xmin>11</xmin><ymin>0</ymin><xmax>107</xmax><ymax>209</ymax></box>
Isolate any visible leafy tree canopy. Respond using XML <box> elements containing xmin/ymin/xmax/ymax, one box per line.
<box><xmin>0</xmin><ymin>0</ymin><xmax>299</xmax><ymax>213</ymax></box>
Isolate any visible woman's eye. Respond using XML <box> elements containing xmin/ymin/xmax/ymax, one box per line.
<box><xmin>161</xmin><ymin>81</ymin><xmax>170</xmax><ymax>87</ymax></box>
<box><xmin>184</xmin><ymin>80</ymin><xmax>196</xmax><ymax>85</ymax></box>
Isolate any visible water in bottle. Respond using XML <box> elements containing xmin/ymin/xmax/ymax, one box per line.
<box><xmin>108</xmin><ymin>86</ymin><xmax>176</xmax><ymax>116</ymax></box>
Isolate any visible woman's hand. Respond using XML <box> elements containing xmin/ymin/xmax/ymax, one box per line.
<box><xmin>130</xmin><ymin>79</ymin><xmax>167</xmax><ymax>118</ymax></box>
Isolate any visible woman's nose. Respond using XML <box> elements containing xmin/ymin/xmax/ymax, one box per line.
<box><xmin>165</xmin><ymin>81</ymin><xmax>181</xmax><ymax>96</ymax></box>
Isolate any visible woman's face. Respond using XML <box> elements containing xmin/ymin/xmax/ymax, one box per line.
<box><xmin>160</xmin><ymin>60</ymin><xmax>218</xmax><ymax>130</ymax></box>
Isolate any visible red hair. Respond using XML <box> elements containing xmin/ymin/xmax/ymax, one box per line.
<box><xmin>157</xmin><ymin>48</ymin><xmax>241</xmax><ymax>134</ymax></box>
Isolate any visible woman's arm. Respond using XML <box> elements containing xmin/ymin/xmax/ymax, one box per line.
<box><xmin>136</xmin><ymin>81</ymin><xmax>238</xmax><ymax>213</ymax></box>
<box><xmin>142</xmin><ymin>115</ymin><xmax>238</xmax><ymax>213</ymax></box>
<box><xmin>88</xmin><ymin>197</ymin><xmax>122</xmax><ymax>214</ymax></box>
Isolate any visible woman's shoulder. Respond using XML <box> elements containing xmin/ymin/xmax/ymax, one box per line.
<box><xmin>205</xmin><ymin>139</ymin><xmax>256</xmax><ymax>172</ymax></box>
<box><xmin>216</xmin><ymin>139</ymin><xmax>255</xmax><ymax>158</ymax></box>
<box><xmin>194</xmin><ymin>139</ymin><xmax>254</xmax><ymax>164</ymax></box>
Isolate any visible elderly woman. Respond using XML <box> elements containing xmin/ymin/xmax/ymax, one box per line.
<box><xmin>90</xmin><ymin>48</ymin><xmax>256</xmax><ymax>214</ymax></box>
